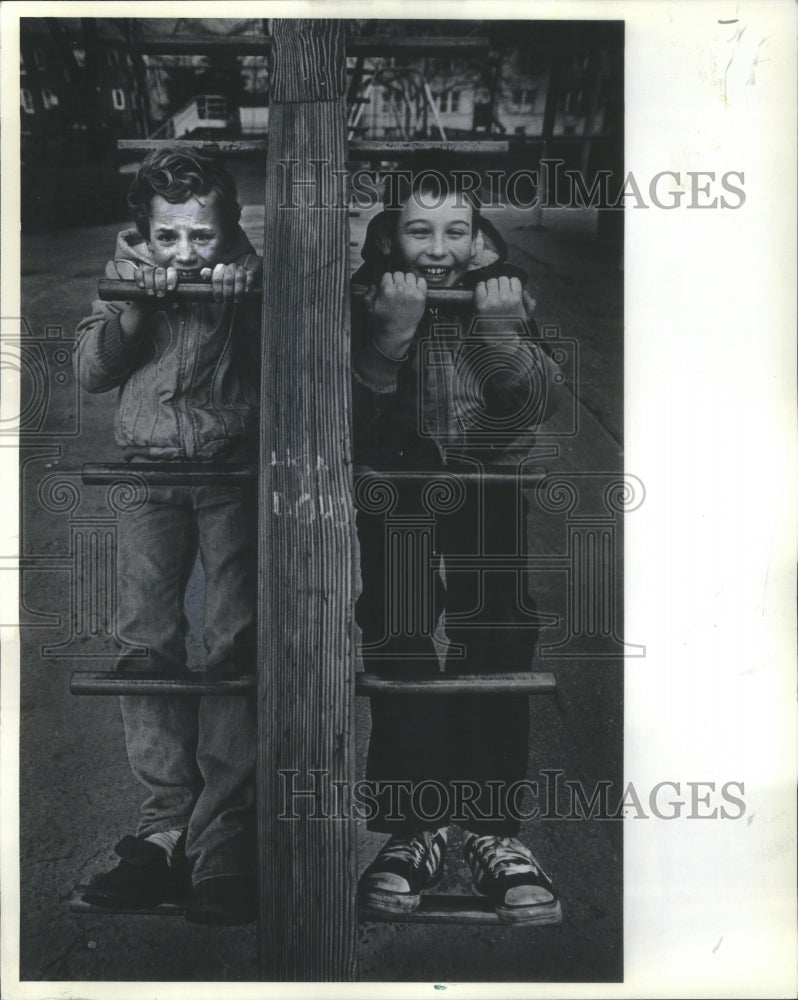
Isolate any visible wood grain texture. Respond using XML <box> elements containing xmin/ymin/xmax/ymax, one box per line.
<box><xmin>257</xmin><ymin>21</ymin><xmax>356</xmax><ymax>983</ymax></box>
<box><xmin>270</xmin><ymin>19</ymin><xmax>346</xmax><ymax>103</ymax></box>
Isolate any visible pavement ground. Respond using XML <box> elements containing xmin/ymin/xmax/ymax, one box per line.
<box><xmin>16</xmin><ymin>162</ymin><xmax>625</xmax><ymax>984</ymax></box>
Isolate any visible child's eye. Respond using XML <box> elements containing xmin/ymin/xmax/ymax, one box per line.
<box><xmin>156</xmin><ymin>234</ymin><xmax>176</xmax><ymax>244</ymax></box>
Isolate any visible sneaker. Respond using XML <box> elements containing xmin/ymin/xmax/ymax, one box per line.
<box><xmin>185</xmin><ymin>875</ymin><xmax>257</xmax><ymax>926</ymax></box>
<box><xmin>81</xmin><ymin>831</ymin><xmax>189</xmax><ymax>909</ymax></box>
<box><xmin>464</xmin><ymin>834</ymin><xmax>562</xmax><ymax>925</ymax></box>
<box><xmin>359</xmin><ymin>828</ymin><xmax>448</xmax><ymax>914</ymax></box>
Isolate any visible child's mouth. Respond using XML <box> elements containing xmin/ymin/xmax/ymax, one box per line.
<box><xmin>176</xmin><ymin>269</ymin><xmax>202</xmax><ymax>281</ymax></box>
<box><xmin>418</xmin><ymin>266</ymin><xmax>450</xmax><ymax>285</ymax></box>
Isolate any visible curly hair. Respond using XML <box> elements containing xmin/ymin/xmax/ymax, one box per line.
<box><xmin>127</xmin><ymin>147</ymin><xmax>242</xmax><ymax>240</ymax></box>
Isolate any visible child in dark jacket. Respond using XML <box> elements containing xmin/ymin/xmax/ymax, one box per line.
<box><xmin>353</xmin><ymin>165</ymin><xmax>563</xmax><ymax>925</ymax></box>
<box><xmin>75</xmin><ymin>149</ymin><xmax>261</xmax><ymax>925</ymax></box>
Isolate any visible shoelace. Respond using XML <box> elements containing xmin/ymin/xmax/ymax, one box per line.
<box><xmin>470</xmin><ymin>836</ymin><xmax>539</xmax><ymax>878</ymax></box>
<box><xmin>380</xmin><ymin>831</ymin><xmax>440</xmax><ymax>875</ymax></box>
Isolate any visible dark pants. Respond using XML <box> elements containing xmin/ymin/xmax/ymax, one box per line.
<box><xmin>356</xmin><ymin>476</ymin><xmax>540</xmax><ymax>836</ymax></box>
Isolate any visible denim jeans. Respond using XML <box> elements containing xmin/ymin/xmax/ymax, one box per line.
<box><xmin>356</xmin><ymin>478</ymin><xmax>539</xmax><ymax>836</ymax></box>
<box><xmin>115</xmin><ymin>480</ymin><xmax>257</xmax><ymax>884</ymax></box>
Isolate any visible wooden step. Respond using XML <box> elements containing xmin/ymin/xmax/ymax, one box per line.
<box><xmin>118</xmin><ymin>139</ymin><xmax>508</xmax><ymax>156</ymax></box>
<box><xmin>70</xmin><ymin>672</ymin><xmax>255</xmax><ymax>696</ymax></box>
<box><xmin>71</xmin><ymin>671</ymin><xmax>555</xmax><ymax>697</ymax></box>
<box><xmin>357</xmin><ymin>672</ymin><xmax>556</xmax><ymax>696</ymax></box>
<box><xmin>70</xmin><ymin>889</ymin><xmax>561</xmax><ymax>926</ymax></box>
<box><xmin>82</xmin><ymin>462</ymin><xmax>255</xmax><ymax>487</ymax></box>
<box><xmin>361</xmin><ymin>894</ymin><xmax>562</xmax><ymax>926</ymax></box>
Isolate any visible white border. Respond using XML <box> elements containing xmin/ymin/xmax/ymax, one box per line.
<box><xmin>1</xmin><ymin>2</ymin><xmax>796</xmax><ymax>998</ymax></box>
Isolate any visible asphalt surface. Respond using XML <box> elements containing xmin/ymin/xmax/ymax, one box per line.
<box><xmin>16</xmin><ymin>164</ymin><xmax>624</xmax><ymax>985</ymax></box>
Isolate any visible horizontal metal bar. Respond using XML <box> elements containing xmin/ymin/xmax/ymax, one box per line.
<box><xmin>350</xmin><ymin>36</ymin><xmax>491</xmax><ymax>55</ymax></box>
<box><xmin>82</xmin><ymin>463</ymin><xmax>255</xmax><ymax>487</ymax></box>
<box><xmin>97</xmin><ymin>278</ymin><xmax>260</xmax><ymax>302</ymax></box>
<box><xmin>132</xmin><ymin>36</ymin><xmax>490</xmax><ymax>56</ymax></box>
<box><xmin>134</xmin><ymin>36</ymin><xmax>269</xmax><ymax>56</ymax></box>
<box><xmin>351</xmin><ymin>284</ymin><xmax>472</xmax><ymax>305</ymax></box>
<box><xmin>118</xmin><ymin>139</ymin><xmax>267</xmax><ymax>155</ymax></box>
<box><xmin>361</xmin><ymin>895</ymin><xmax>562</xmax><ymax>925</ymax></box>
<box><xmin>70</xmin><ymin>672</ymin><xmax>255</xmax><ymax>696</ymax></box>
<box><xmin>70</xmin><ymin>671</ymin><xmax>555</xmax><ymax>696</ymax></box>
<box><xmin>81</xmin><ymin>463</ymin><xmax>546</xmax><ymax>487</ymax></box>
<box><xmin>356</xmin><ymin>672</ymin><xmax>556</xmax><ymax>695</ymax></box>
<box><xmin>117</xmin><ymin>139</ymin><xmax>508</xmax><ymax>157</ymax></box>
<box><xmin>100</xmin><ymin>279</ymin><xmax>472</xmax><ymax>307</ymax></box>
<box><xmin>349</xmin><ymin>140</ymin><xmax>509</xmax><ymax>158</ymax></box>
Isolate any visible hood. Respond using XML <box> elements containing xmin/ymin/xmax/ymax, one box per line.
<box><xmin>113</xmin><ymin>225</ymin><xmax>257</xmax><ymax>270</ymax></box>
<box><xmin>354</xmin><ymin>210</ymin><xmax>525</xmax><ymax>288</ymax></box>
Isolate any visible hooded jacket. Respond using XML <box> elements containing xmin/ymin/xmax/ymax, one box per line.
<box><xmin>75</xmin><ymin>227</ymin><xmax>261</xmax><ymax>461</ymax></box>
<box><xmin>351</xmin><ymin>211</ymin><xmax>561</xmax><ymax>469</ymax></box>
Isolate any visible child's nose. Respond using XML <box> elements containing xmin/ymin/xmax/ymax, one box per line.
<box><xmin>176</xmin><ymin>237</ymin><xmax>196</xmax><ymax>263</ymax></box>
<box><xmin>426</xmin><ymin>236</ymin><xmax>446</xmax><ymax>257</ymax></box>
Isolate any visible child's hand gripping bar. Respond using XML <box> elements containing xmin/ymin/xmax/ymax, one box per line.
<box><xmin>97</xmin><ymin>279</ymin><xmax>262</xmax><ymax>302</ymax></box>
<box><xmin>350</xmin><ymin>283</ymin><xmax>473</xmax><ymax>306</ymax></box>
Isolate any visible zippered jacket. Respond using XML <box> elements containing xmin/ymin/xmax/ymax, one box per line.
<box><xmin>75</xmin><ymin>227</ymin><xmax>261</xmax><ymax>460</ymax></box>
<box><xmin>351</xmin><ymin>212</ymin><xmax>562</xmax><ymax>469</ymax></box>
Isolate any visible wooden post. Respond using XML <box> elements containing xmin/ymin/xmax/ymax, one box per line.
<box><xmin>257</xmin><ymin>21</ymin><xmax>357</xmax><ymax>981</ymax></box>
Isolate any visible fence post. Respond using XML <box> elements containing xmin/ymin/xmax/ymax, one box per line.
<box><xmin>257</xmin><ymin>20</ymin><xmax>356</xmax><ymax>980</ymax></box>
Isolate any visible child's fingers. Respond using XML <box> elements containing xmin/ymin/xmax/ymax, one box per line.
<box><xmin>165</xmin><ymin>267</ymin><xmax>178</xmax><ymax>292</ymax></box>
<box><xmin>522</xmin><ymin>289</ymin><xmax>537</xmax><ymax>318</ymax></box>
<box><xmin>363</xmin><ymin>286</ymin><xmax>378</xmax><ymax>312</ymax></box>
<box><xmin>233</xmin><ymin>266</ymin><xmax>248</xmax><ymax>301</ymax></box>
<box><xmin>209</xmin><ymin>263</ymin><xmax>251</xmax><ymax>302</ymax></box>
<box><xmin>474</xmin><ymin>280</ymin><xmax>489</xmax><ymax>307</ymax></box>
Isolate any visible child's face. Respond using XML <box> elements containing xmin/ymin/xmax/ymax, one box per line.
<box><xmin>147</xmin><ymin>195</ymin><xmax>225</xmax><ymax>278</ymax></box>
<box><xmin>392</xmin><ymin>192</ymin><xmax>475</xmax><ymax>288</ymax></box>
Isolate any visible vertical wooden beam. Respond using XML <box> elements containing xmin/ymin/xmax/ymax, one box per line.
<box><xmin>257</xmin><ymin>20</ymin><xmax>356</xmax><ymax>981</ymax></box>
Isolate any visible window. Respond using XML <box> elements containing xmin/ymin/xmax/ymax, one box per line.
<box><xmin>111</xmin><ymin>88</ymin><xmax>126</xmax><ymax>111</ymax></box>
<box><xmin>34</xmin><ymin>48</ymin><xmax>46</xmax><ymax>70</ymax></box>
<box><xmin>20</xmin><ymin>88</ymin><xmax>34</xmax><ymax>114</ymax></box>
<box><xmin>512</xmin><ymin>88</ymin><xmax>538</xmax><ymax>111</ymax></box>
<box><xmin>41</xmin><ymin>88</ymin><xmax>59</xmax><ymax>110</ymax></box>
<box><xmin>436</xmin><ymin>90</ymin><xmax>461</xmax><ymax>114</ymax></box>
<box><xmin>73</xmin><ymin>47</ymin><xmax>85</xmax><ymax>68</ymax></box>
<box><xmin>381</xmin><ymin>87</ymin><xmax>396</xmax><ymax>114</ymax></box>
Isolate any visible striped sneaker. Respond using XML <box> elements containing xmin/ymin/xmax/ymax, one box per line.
<box><xmin>464</xmin><ymin>834</ymin><xmax>562</xmax><ymax>925</ymax></box>
<box><xmin>359</xmin><ymin>828</ymin><xmax>448</xmax><ymax>914</ymax></box>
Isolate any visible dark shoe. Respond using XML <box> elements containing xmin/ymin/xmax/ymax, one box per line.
<box><xmin>185</xmin><ymin>875</ymin><xmax>257</xmax><ymax>926</ymax></box>
<box><xmin>81</xmin><ymin>832</ymin><xmax>189</xmax><ymax>909</ymax></box>
<box><xmin>359</xmin><ymin>828</ymin><xmax>448</xmax><ymax>914</ymax></box>
<box><xmin>464</xmin><ymin>834</ymin><xmax>562</xmax><ymax>925</ymax></box>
